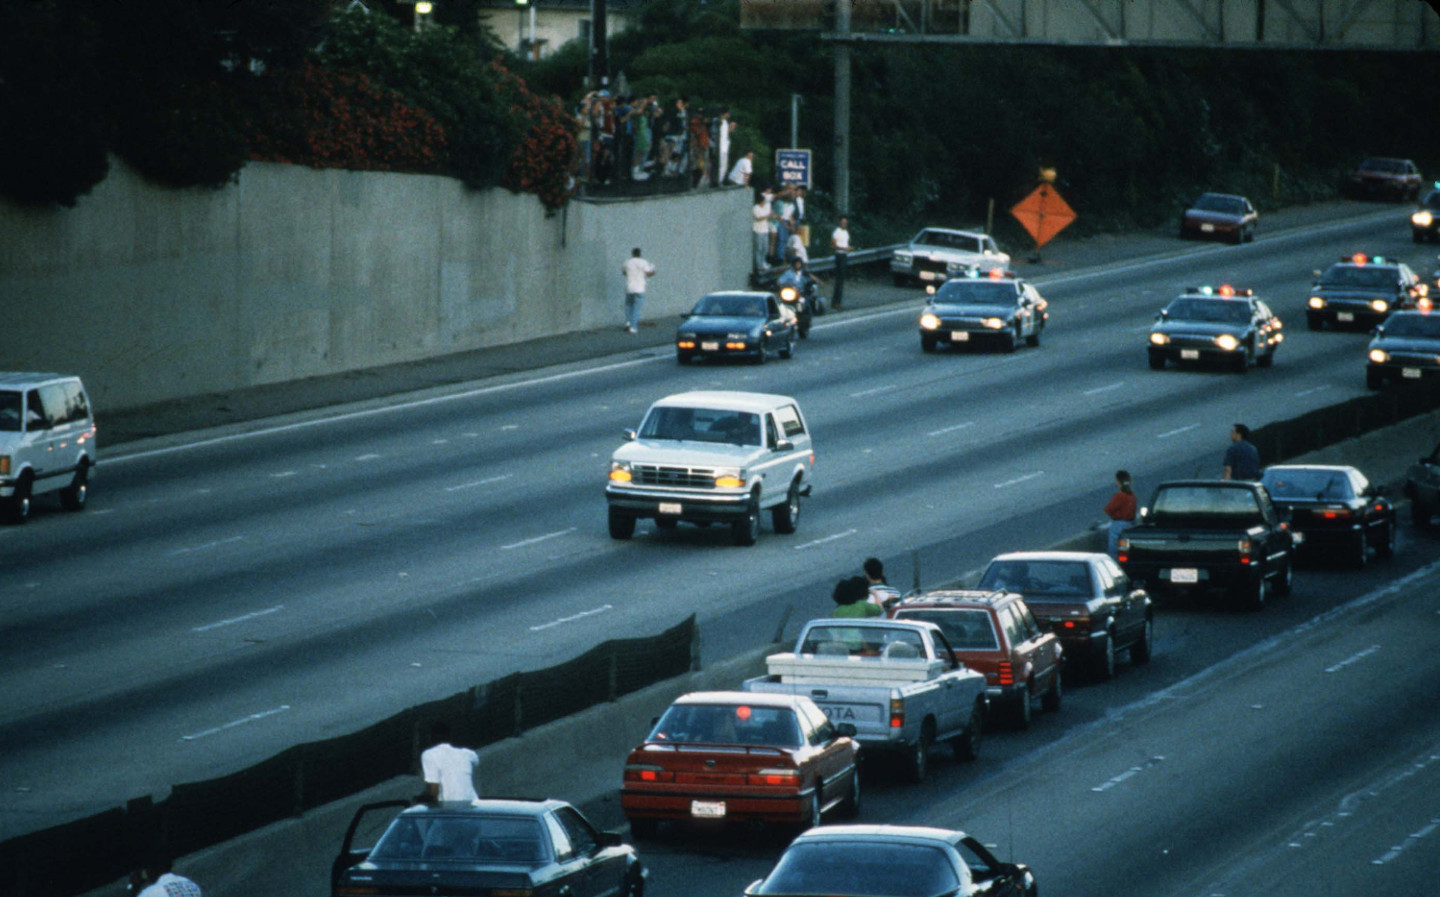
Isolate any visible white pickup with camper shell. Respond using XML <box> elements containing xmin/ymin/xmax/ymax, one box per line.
<box><xmin>742</xmin><ymin>618</ymin><xmax>987</xmax><ymax>782</ymax></box>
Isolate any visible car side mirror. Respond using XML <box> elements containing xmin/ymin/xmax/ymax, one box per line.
<box><xmin>836</xmin><ymin>722</ymin><xmax>858</xmax><ymax>738</ymax></box>
<box><xmin>775</xmin><ymin>438</ymin><xmax>794</xmax><ymax>452</ymax></box>
<box><xmin>624</xmin><ymin>429</ymin><xmax>637</xmax><ymax>441</ymax></box>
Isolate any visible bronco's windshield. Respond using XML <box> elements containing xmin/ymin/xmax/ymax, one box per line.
<box><xmin>639</xmin><ymin>406</ymin><xmax>761</xmax><ymax>446</ymax></box>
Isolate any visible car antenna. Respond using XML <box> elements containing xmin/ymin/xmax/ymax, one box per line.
<box><xmin>912</xmin><ymin>548</ymin><xmax>923</xmax><ymax>592</ymax></box>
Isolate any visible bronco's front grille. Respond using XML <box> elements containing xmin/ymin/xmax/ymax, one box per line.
<box><xmin>633</xmin><ymin>464</ymin><xmax>718</xmax><ymax>488</ymax></box>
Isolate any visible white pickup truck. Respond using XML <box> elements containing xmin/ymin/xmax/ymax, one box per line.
<box><xmin>742</xmin><ymin>618</ymin><xmax>987</xmax><ymax>782</ymax></box>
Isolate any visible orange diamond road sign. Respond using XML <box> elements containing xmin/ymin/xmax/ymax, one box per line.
<box><xmin>1011</xmin><ymin>183</ymin><xmax>1076</xmax><ymax>249</ymax></box>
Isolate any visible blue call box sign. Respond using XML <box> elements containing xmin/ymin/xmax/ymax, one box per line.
<box><xmin>776</xmin><ymin>149</ymin><xmax>811</xmax><ymax>188</ymax></box>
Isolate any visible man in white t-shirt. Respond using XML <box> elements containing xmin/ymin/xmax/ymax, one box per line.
<box><xmin>417</xmin><ymin>722</ymin><xmax>480</xmax><ymax>803</ymax></box>
<box><xmin>728</xmin><ymin>150</ymin><xmax>754</xmax><ymax>186</ymax></box>
<box><xmin>830</xmin><ymin>215</ymin><xmax>852</xmax><ymax>309</ymax></box>
<box><xmin>131</xmin><ymin>858</ymin><xmax>202</xmax><ymax>897</ymax></box>
<box><xmin>621</xmin><ymin>247</ymin><xmax>656</xmax><ymax>334</ymax></box>
<box><xmin>751</xmin><ymin>188</ymin><xmax>773</xmax><ymax>273</ymax></box>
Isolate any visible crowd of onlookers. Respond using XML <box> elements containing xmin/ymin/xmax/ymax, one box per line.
<box><xmin>574</xmin><ymin>90</ymin><xmax>741</xmax><ymax>189</ymax></box>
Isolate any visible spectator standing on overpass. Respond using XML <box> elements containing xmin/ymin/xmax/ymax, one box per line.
<box><xmin>130</xmin><ymin>857</ymin><xmax>202</xmax><ymax>896</ymax></box>
<box><xmin>751</xmin><ymin>186</ymin><xmax>772</xmax><ymax>274</ymax></box>
<box><xmin>1103</xmin><ymin>470</ymin><xmax>1138</xmax><ymax>559</ymax></box>
<box><xmin>830</xmin><ymin>215</ymin><xmax>853</xmax><ymax>309</ymax></box>
<box><xmin>729</xmin><ymin>149</ymin><xmax>754</xmax><ymax>187</ymax></box>
<box><xmin>621</xmin><ymin>247</ymin><xmax>656</xmax><ymax>334</ymax></box>
<box><xmin>1222</xmin><ymin>424</ymin><xmax>1261</xmax><ymax>480</ymax></box>
<box><xmin>415</xmin><ymin>721</ymin><xmax>480</xmax><ymax>803</ymax></box>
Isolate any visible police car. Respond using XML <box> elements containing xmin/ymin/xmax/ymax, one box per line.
<box><xmin>918</xmin><ymin>268</ymin><xmax>1048</xmax><ymax>354</ymax></box>
<box><xmin>1306</xmin><ymin>253</ymin><xmax>1425</xmax><ymax>330</ymax></box>
<box><xmin>1147</xmin><ymin>285</ymin><xmax>1283</xmax><ymax>373</ymax></box>
<box><xmin>1367</xmin><ymin>309</ymin><xmax>1440</xmax><ymax>389</ymax></box>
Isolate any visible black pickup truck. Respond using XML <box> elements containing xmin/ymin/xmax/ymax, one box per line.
<box><xmin>1116</xmin><ymin>479</ymin><xmax>1296</xmax><ymax>610</ymax></box>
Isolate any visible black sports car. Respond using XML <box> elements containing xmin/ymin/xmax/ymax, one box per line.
<box><xmin>676</xmin><ymin>291</ymin><xmax>797</xmax><ymax>365</ymax></box>
<box><xmin>1260</xmin><ymin>465</ymin><xmax>1396</xmax><ymax>568</ymax></box>
<box><xmin>332</xmin><ymin>798</ymin><xmax>646</xmax><ymax>897</ymax></box>
<box><xmin>918</xmin><ymin>271</ymin><xmax>1048</xmax><ymax>353</ymax></box>
<box><xmin>1147</xmin><ymin>286</ymin><xmax>1283</xmax><ymax>373</ymax></box>
<box><xmin>1306</xmin><ymin>254</ymin><xmax>1424</xmax><ymax>330</ymax></box>
<box><xmin>1179</xmin><ymin>192</ymin><xmax>1257</xmax><ymax>244</ymax></box>
<box><xmin>1367</xmin><ymin>309</ymin><xmax>1440</xmax><ymax>388</ymax></box>
<box><xmin>1412</xmin><ymin>188</ymin><xmax>1440</xmax><ymax>243</ymax></box>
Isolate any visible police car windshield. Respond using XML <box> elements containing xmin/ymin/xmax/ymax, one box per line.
<box><xmin>1166</xmin><ymin>298</ymin><xmax>1250</xmax><ymax>324</ymax></box>
<box><xmin>1422</xmin><ymin>191</ymin><xmax>1440</xmax><ymax>211</ymax></box>
<box><xmin>1193</xmin><ymin>194</ymin><xmax>1245</xmax><ymax>214</ymax></box>
<box><xmin>914</xmin><ymin>230</ymin><xmax>984</xmax><ymax>252</ymax></box>
<box><xmin>934</xmin><ymin>281</ymin><xmax>1013</xmax><ymax>305</ymax></box>
<box><xmin>1383</xmin><ymin>314</ymin><xmax>1440</xmax><ymax>338</ymax></box>
<box><xmin>1320</xmin><ymin>265</ymin><xmax>1394</xmax><ymax>289</ymax></box>
<box><xmin>693</xmin><ymin>295</ymin><xmax>768</xmax><ymax>317</ymax></box>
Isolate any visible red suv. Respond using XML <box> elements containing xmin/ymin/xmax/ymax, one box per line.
<box><xmin>891</xmin><ymin>590</ymin><xmax>1062</xmax><ymax>729</ymax></box>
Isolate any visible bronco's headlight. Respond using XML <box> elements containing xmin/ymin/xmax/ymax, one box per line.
<box><xmin>609</xmin><ymin>461</ymin><xmax>633</xmax><ymax>483</ymax></box>
<box><xmin>1149</xmin><ymin>332</ymin><xmax>1169</xmax><ymax>345</ymax></box>
<box><xmin>982</xmin><ymin>317</ymin><xmax>1005</xmax><ymax>330</ymax></box>
<box><xmin>1414</xmin><ymin>210</ymin><xmax>1435</xmax><ymax>227</ymax></box>
<box><xmin>1370</xmin><ymin>299</ymin><xmax>1389</xmax><ymax>313</ymax></box>
<box><xmin>1308</xmin><ymin>297</ymin><xmax>1325</xmax><ymax>309</ymax></box>
<box><xmin>714</xmin><ymin>468</ymin><xmax>744</xmax><ymax>488</ymax></box>
<box><xmin>920</xmin><ymin>313</ymin><xmax>940</xmax><ymax>330</ymax></box>
<box><xmin>1215</xmin><ymin>334</ymin><xmax>1240</xmax><ymax>351</ymax></box>
<box><xmin>1369</xmin><ymin>349</ymin><xmax>1389</xmax><ymax>364</ymax></box>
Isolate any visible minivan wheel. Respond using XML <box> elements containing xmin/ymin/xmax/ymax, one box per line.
<box><xmin>4</xmin><ymin>474</ymin><xmax>32</xmax><ymax>525</ymax></box>
<box><xmin>60</xmin><ymin>461</ymin><xmax>89</xmax><ymax>511</ymax></box>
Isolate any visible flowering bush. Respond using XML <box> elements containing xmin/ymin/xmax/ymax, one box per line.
<box><xmin>492</xmin><ymin>61</ymin><xmax>577</xmax><ymax>212</ymax></box>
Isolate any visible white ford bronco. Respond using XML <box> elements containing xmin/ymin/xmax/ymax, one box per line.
<box><xmin>605</xmin><ymin>391</ymin><xmax>814</xmax><ymax>546</ymax></box>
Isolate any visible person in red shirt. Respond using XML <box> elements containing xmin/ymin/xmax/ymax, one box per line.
<box><xmin>1104</xmin><ymin>470</ymin><xmax>1137</xmax><ymax>560</ymax></box>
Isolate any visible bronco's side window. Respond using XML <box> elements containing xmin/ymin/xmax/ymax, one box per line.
<box><xmin>774</xmin><ymin>404</ymin><xmax>805</xmax><ymax>437</ymax></box>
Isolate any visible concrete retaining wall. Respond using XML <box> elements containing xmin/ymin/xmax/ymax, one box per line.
<box><xmin>0</xmin><ymin>160</ymin><xmax>751</xmax><ymax>412</ymax></box>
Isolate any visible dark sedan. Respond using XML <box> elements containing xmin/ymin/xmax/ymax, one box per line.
<box><xmin>1412</xmin><ymin>188</ymin><xmax>1440</xmax><ymax>243</ymax></box>
<box><xmin>1367</xmin><ymin>310</ymin><xmax>1440</xmax><ymax>388</ymax></box>
<box><xmin>1260</xmin><ymin>465</ymin><xmax>1395</xmax><ymax>568</ymax></box>
<box><xmin>745</xmin><ymin>824</ymin><xmax>1036</xmax><ymax>897</ymax></box>
<box><xmin>1307</xmin><ymin>254</ymin><xmax>1425</xmax><ymax>330</ymax></box>
<box><xmin>676</xmin><ymin>291</ymin><xmax>797</xmax><ymax>365</ymax></box>
<box><xmin>1344</xmin><ymin>156</ymin><xmax>1423</xmax><ymax>201</ymax></box>
<box><xmin>332</xmin><ymin>798</ymin><xmax>645</xmax><ymax>897</ymax></box>
<box><xmin>918</xmin><ymin>270</ymin><xmax>1047</xmax><ymax>353</ymax></box>
<box><xmin>1147</xmin><ymin>286</ymin><xmax>1283</xmax><ymax>373</ymax></box>
<box><xmin>1180</xmin><ymin>192</ymin><xmax>1257</xmax><ymax>244</ymax></box>
<box><xmin>976</xmin><ymin>551</ymin><xmax>1153</xmax><ymax>680</ymax></box>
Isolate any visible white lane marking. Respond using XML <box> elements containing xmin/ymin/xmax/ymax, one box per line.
<box><xmin>180</xmin><ymin>705</ymin><xmax>291</xmax><ymax>741</ymax></box>
<box><xmin>1372</xmin><ymin>819</ymin><xmax>1440</xmax><ymax>866</ymax></box>
<box><xmin>108</xmin><ymin>211</ymin><xmax>1398</xmax><ymax>466</ymax></box>
<box><xmin>927</xmin><ymin>421</ymin><xmax>975</xmax><ymax>437</ymax></box>
<box><xmin>795</xmin><ymin>528</ymin><xmax>859</xmax><ymax>550</ymax></box>
<box><xmin>1083</xmin><ymin>381</ymin><xmax>1125</xmax><ymax>396</ymax></box>
<box><xmin>994</xmin><ymin>472</ymin><xmax>1044</xmax><ymax>489</ymax></box>
<box><xmin>431</xmin><ymin>438</ymin><xmax>450</xmax><ymax>445</ymax></box>
<box><xmin>502</xmin><ymin>527</ymin><xmax>576</xmax><ymax>550</ymax></box>
<box><xmin>1158</xmin><ymin>424</ymin><xmax>1200</xmax><ymax>438</ymax></box>
<box><xmin>1324</xmin><ymin>644</ymin><xmax>1381</xmax><ymax>673</ymax></box>
<box><xmin>849</xmin><ymin>384</ymin><xmax>897</xmax><ymax>398</ymax></box>
<box><xmin>1091</xmin><ymin>756</ymin><xmax>1166</xmax><ymax>793</ymax></box>
<box><xmin>446</xmin><ymin>474</ymin><xmax>512</xmax><ymax>493</ymax></box>
<box><xmin>169</xmin><ymin>536</ymin><xmax>244</xmax><ymax>557</ymax></box>
<box><xmin>270</xmin><ymin>470</ymin><xmax>297</xmax><ymax>478</ymax></box>
<box><xmin>1295</xmin><ymin>385</ymin><xmax>1332</xmax><ymax>397</ymax></box>
<box><xmin>193</xmin><ymin>605</ymin><xmax>284</xmax><ymax>633</ymax></box>
<box><xmin>501</xmin><ymin>425</ymin><xmax>519</xmax><ymax>431</ymax></box>
<box><xmin>530</xmin><ymin>604</ymin><xmax>614</xmax><ymax>631</ymax></box>
<box><xmin>355</xmin><ymin>453</ymin><xmax>381</xmax><ymax>462</ymax></box>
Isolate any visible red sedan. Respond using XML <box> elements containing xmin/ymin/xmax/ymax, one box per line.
<box><xmin>621</xmin><ymin>691</ymin><xmax>859</xmax><ymax>838</ymax></box>
<box><xmin>1180</xmin><ymin>192</ymin><xmax>1258</xmax><ymax>244</ymax></box>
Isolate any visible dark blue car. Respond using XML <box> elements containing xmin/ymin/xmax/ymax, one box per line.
<box><xmin>676</xmin><ymin>291</ymin><xmax>797</xmax><ymax>365</ymax></box>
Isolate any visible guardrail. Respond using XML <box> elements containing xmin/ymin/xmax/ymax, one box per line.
<box><xmin>753</xmin><ymin>243</ymin><xmax>901</xmax><ymax>287</ymax></box>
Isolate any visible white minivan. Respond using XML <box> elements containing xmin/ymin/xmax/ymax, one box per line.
<box><xmin>0</xmin><ymin>373</ymin><xmax>98</xmax><ymax>523</ymax></box>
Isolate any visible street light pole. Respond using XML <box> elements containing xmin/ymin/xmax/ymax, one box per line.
<box><xmin>834</xmin><ymin>0</ymin><xmax>851</xmax><ymax>213</ymax></box>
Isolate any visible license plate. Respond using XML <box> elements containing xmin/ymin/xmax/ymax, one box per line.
<box><xmin>691</xmin><ymin>800</ymin><xmax>726</xmax><ymax>818</ymax></box>
<box><xmin>951</xmin><ymin>331</ymin><xmax>970</xmax><ymax>342</ymax></box>
<box><xmin>1180</xmin><ymin>349</ymin><xmax>1200</xmax><ymax>360</ymax></box>
<box><xmin>919</xmin><ymin>271</ymin><xmax>937</xmax><ymax>281</ymax></box>
<box><xmin>658</xmin><ymin>502</ymin><xmax>683</xmax><ymax>515</ymax></box>
<box><xmin>701</xmin><ymin>341</ymin><xmax>719</xmax><ymax>351</ymax></box>
<box><xmin>1404</xmin><ymin>367</ymin><xmax>1423</xmax><ymax>379</ymax></box>
<box><xmin>1171</xmin><ymin>568</ymin><xmax>1200</xmax><ymax>584</ymax></box>
<box><xmin>1337</xmin><ymin>312</ymin><xmax>1354</xmax><ymax>322</ymax></box>
<box><xmin>1201</xmin><ymin>223</ymin><xmax>1215</xmax><ymax>232</ymax></box>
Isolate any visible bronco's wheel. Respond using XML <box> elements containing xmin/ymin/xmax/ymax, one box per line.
<box><xmin>1026</xmin><ymin>325</ymin><xmax>1041</xmax><ymax>348</ymax></box>
<box><xmin>1002</xmin><ymin>326</ymin><xmax>1019</xmax><ymax>354</ymax></box>
<box><xmin>608</xmin><ymin>507</ymin><xmax>636</xmax><ymax>540</ymax></box>
<box><xmin>60</xmin><ymin>461</ymin><xmax>89</xmax><ymax>511</ymax></box>
<box><xmin>676</xmin><ymin>352</ymin><xmax>693</xmax><ymax>365</ymax></box>
<box><xmin>1307</xmin><ymin>313</ymin><xmax>1323</xmax><ymax>331</ymax></box>
<box><xmin>654</xmin><ymin>517</ymin><xmax>678</xmax><ymax>530</ymax></box>
<box><xmin>771</xmin><ymin>479</ymin><xmax>802</xmax><ymax>534</ymax></box>
<box><xmin>732</xmin><ymin>494</ymin><xmax>761</xmax><ymax>546</ymax></box>
<box><xmin>1130</xmin><ymin>617</ymin><xmax>1154</xmax><ymax>664</ymax></box>
<box><xmin>1412</xmin><ymin>501</ymin><xmax>1433</xmax><ymax>528</ymax></box>
<box><xmin>1041</xmin><ymin>671</ymin><xmax>1062</xmax><ymax>713</ymax></box>
<box><xmin>798</xmin><ymin>792</ymin><xmax>822</xmax><ymax>833</ymax></box>
<box><xmin>780</xmin><ymin>334</ymin><xmax>795</xmax><ymax>357</ymax></box>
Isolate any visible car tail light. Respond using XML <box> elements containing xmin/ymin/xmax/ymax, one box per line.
<box><xmin>1116</xmin><ymin>536</ymin><xmax>1129</xmax><ymax>564</ymax></box>
<box><xmin>1238</xmin><ymin>538</ymin><xmax>1253</xmax><ymax>565</ymax></box>
<box><xmin>1320</xmin><ymin>509</ymin><xmax>1353</xmax><ymax>519</ymax></box>
<box><xmin>624</xmin><ymin>764</ymin><xmax>675</xmax><ymax>783</ymax></box>
<box><xmin>889</xmin><ymin>697</ymin><xmax>905</xmax><ymax>729</ymax></box>
<box><xmin>748</xmin><ymin>768</ymin><xmax>801</xmax><ymax>786</ymax></box>
<box><xmin>997</xmin><ymin>661</ymin><xmax>1015</xmax><ymax>686</ymax></box>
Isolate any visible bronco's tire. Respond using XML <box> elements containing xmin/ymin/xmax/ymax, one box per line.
<box><xmin>654</xmin><ymin>517</ymin><xmax>678</xmax><ymax>530</ymax></box>
<box><xmin>608</xmin><ymin>507</ymin><xmax>636</xmax><ymax>540</ymax></box>
<box><xmin>1412</xmin><ymin>501</ymin><xmax>1433</xmax><ymax>528</ymax></box>
<box><xmin>1026</xmin><ymin>326</ymin><xmax>1041</xmax><ymax>348</ymax></box>
<box><xmin>1002</xmin><ymin>326</ymin><xmax>1019</xmax><ymax>354</ymax></box>
<box><xmin>1352</xmin><ymin>533</ymin><xmax>1369</xmax><ymax>569</ymax></box>
<box><xmin>1367</xmin><ymin>368</ymin><xmax>1385</xmax><ymax>390</ymax></box>
<box><xmin>677</xmin><ymin>352</ymin><xmax>693</xmax><ymax>365</ymax></box>
<box><xmin>797</xmin><ymin>792</ymin><xmax>822</xmax><ymax>834</ymax></box>
<box><xmin>771</xmin><ymin>479</ymin><xmax>802</xmax><ymax>534</ymax></box>
<box><xmin>733</xmin><ymin>494</ymin><xmax>761</xmax><ymax>546</ymax></box>
<box><xmin>60</xmin><ymin>461</ymin><xmax>89</xmax><ymax>511</ymax></box>
<box><xmin>780</xmin><ymin>335</ymin><xmax>795</xmax><ymax>358</ymax></box>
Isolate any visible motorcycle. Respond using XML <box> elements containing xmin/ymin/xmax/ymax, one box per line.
<box><xmin>777</xmin><ymin>276</ymin><xmax>826</xmax><ymax>339</ymax></box>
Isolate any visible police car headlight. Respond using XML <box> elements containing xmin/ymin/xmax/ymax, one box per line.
<box><xmin>1369</xmin><ymin>349</ymin><xmax>1390</xmax><ymax>364</ymax></box>
<box><xmin>1415</xmin><ymin>210</ymin><xmax>1435</xmax><ymax>227</ymax></box>
<box><xmin>1371</xmin><ymin>299</ymin><xmax>1389</xmax><ymax>313</ymax></box>
<box><xmin>982</xmin><ymin>317</ymin><xmax>1005</xmax><ymax>330</ymax></box>
<box><xmin>1215</xmin><ymin>334</ymin><xmax>1240</xmax><ymax>351</ymax></box>
<box><xmin>1308</xmin><ymin>297</ymin><xmax>1325</xmax><ymax>309</ymax></box>
<box><xmin>920</xmin><ymin>313</ymin><xmax>940</xmax><ymax>330</ymax></box>
<box><xmin>1149</xmin><ymin>332</ymin><xmax>1169</xmax><ymax>346</ymax></box>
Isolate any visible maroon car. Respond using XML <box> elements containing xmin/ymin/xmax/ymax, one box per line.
<box><xmin>1344</xmin><ymin>157</ymin><xmax>1422</xmax><ymax>201</ymax></box>
<box><xmin>1180</xmin><ymin>192</ymin><xmax>1258</xmax><ymax>244</ymax></box>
